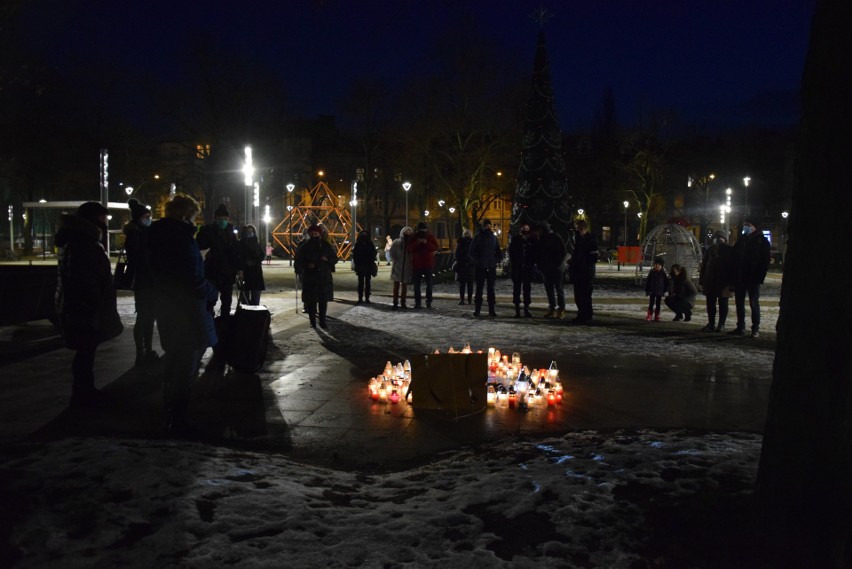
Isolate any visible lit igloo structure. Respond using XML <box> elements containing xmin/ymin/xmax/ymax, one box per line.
<box><xmin>638</xmin><ymin>223</ymin><xmax>702</xmax><ymax>280</ymax></box>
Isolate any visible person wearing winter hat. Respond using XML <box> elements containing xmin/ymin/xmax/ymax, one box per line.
<box><xmin>699</xmin><ymin>230</ymin><xmax>735</xmax><ymax>332</ymax></box>
<box><xmin>196</xmin><ymin>203</ymin><xmax>241</xmax><ymax>317</ymax></box>
<box><xmin>389</xmin><ymin>226</ymin><xmax>413</xmax><ymax>309</ymax></box>
<box><xmin>569</xmin><ymin>219</ymin><xmax>599</xmax><ymax>324</ymax></box>
<box><xmin>55</xmin><ymin>201</ymin><xmax>123</xmax><ymax>407</ymax></box>
<box><xmin>729</xmin><ymin>218</ymin><xmax>771</xmax><ymax>338</ymax></box>
<box><xmin>469</xmin><ymin>219</ymin><xmax>501</xmax><ymax>317</ymax></box>
<box><xmin>294</xmin><ymin>224</ymin><xmax>337</xmax><ymax>328</ymax></box>
<box><xmin>644</xmin><ymin>257</ymin><xmax>669</xmax><ymax>321</ymax></box>
<box><xmin>123</xmin><ymin>198</ymin><xmax>159</xmax><ymax>366</ymax></box>
<box><xmin>406</xmin><ymin>221</ymin><xmax>438</xmax><ymax>308</ymax></box>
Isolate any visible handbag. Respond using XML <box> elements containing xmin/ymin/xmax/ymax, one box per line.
<box><xmin>113</xmin><ymin>248</ymin><xmax>134</xmax><ymax>290</ymax></box>
<box><xmin>370</xmin><ymin>262</ymin><xmax>378</xmax><ymax>277</ymax></box>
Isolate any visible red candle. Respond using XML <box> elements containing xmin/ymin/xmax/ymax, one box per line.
<box><xmin>546</xmin><ymin>392</ymin><xmax>556</xmax><ymax>406</ymax></box>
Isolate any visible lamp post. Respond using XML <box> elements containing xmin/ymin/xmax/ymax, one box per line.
<box><xmin>350</xmin><ymin>181</ymin><xmax>358</xmax><ymax>245</ymax></box>
<box><xmin>38</xmin><ymin>199</ymin><xmax>46</xmax><ymax>260</ymax></box>
<box><xmin>438</xmin><ymin>199</ymin><xmax>447</xmax><ymax>249</ymax></box>
<box><xmin>743</xmin><ymin>176</ymin><xmax>751</xmax><ymax>222</ymax></box>
<box><xmin>725</xmin><ymin>187</ymin><xmax>733</xmax><ymax>239</ymax></box>
<box><xmin>243</xmin><ymin>146</ymin><xmax>254</xmax><ymax>226</ymax></box>
<box><xmin>622</xmin><ymin>201</ymin><xmax>629</xmax><ymax>247</ymax></box>
<box><xmin>263</xmin><ymin>204</ymin><xmax>271</xmax><ymax>259</ymax></box>
<box><xmin>781</xmin><ymin>211</ymin><xmax>789</xmax><ymax>267</ymax></box>
<box><xmin>402</xmin><ymin>181</ymin><xmax>411</xmax><ymax>227</ymax></box>
<box><xmin>8</xmin><ymin>205</ymin><xmax>13</xmax><ymax>252</ymax></box>
<box><xmin>287</xmin><ymin>183</ymin><xmax>295</xmax><ymax>266</ymax></box>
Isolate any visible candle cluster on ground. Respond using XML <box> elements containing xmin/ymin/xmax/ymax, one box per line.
<box><xmin>485</xmin><ymin>347</ymin><xmax>563</xmax><ymax>410</ymax></box>
<box><xmin>368</xmin><ymin>360</ymin><xmax>412</xmax><ymax>404</ymax></box>
<box><xmin>366</xmin><ymin>346</ymin><xmax>563</xmax><ymax>412</ymax></box>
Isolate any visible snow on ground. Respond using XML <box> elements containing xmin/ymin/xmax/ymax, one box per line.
<box><xmin>2</xmin><ymin>430</ymin><xmax>761</xmax><ymax>568</ymax></box>
<box><xmin>0</xmin><ymin>268</ymin><xmax>780</xmax><ymax>567</ymax></box>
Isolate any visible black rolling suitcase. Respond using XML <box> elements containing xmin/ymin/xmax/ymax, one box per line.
<box><xmin>227</xmin><ymin>303</ymin><xmax>271</xmax><ymax>372</ymax></box>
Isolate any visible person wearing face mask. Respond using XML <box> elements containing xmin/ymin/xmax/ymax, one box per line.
<box><xmin>294</xmin><ymin>224</ymin><xmax>337</xmax><ymax>328</ymax></box>
<box><xmin>123</xmin><ymin>198</ymin><xmax>159</xmax><ymax>366</ymax></box>
<box><xmin>729</xmin><ymin>218</ymin><xmax>771</xmax><ymax>338</ymax></box>
<box><xmin>238</xmin><ymin>224</ymin><xmax>265</xmax><ymax>306</ymax></box>
<box><xmin>196</xmin><ymin>203</ymin><xmax>241</xmax><ymax>318</ymax></box>
<box><xmin>55</xmin><ymin>201</ymin><xmax>124</xmax><ymax>408</ymax></box>
<box><xmin>148</xmin><ymin>194</ymin><xmax>219</xmax><ymax>434</ymax></box>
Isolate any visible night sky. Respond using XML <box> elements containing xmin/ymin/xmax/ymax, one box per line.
<box><xmin>17</xmin><ymin>0</ymin><xmax>816</xmax><ymax>130</ymax></box>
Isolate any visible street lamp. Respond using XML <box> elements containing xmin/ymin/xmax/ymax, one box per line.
<box><xmin>287</xmin><ymin>183</ymin><xmax>295</xmax><ymax>266</ymax></box>
<box><xmin>263</xmin><ymin>204</ymin><xmax>271</xmax><ymax>260</ymax></box>
<box><xmin>743</xmin><ymin>176</ymin><xmax>751</xmax><ymax>220</ymax></box>
<box><xmin>244</xmin><ymin>146</ymin><xmax>254</xmax><ymax>226</ymax></box>
<box><xmin>781</xmin><ymin>211</ymin><xmax>789</xmax><ymax>266</ymax></box>
<box><xmin>438</xmin><ymin>199</ymin><xmax>447</xmax><ymax>249</ymax></box>
<box><xmin>402</xmin><ymin>181</ymin><xmax>411</xmax><ymax>227</ymax></box>
<box><xmin>725</xmin><ymin>187</ymin><xmax>733</xmax><ymax>238</ymax></box>
<box><xmin>8</xmin><ymin>205</ymin><xmax>14</xmax><ymax>252</ymax></box>
<box><xmin>38</xmin><ymin>199</ymin><xmax>47</xmax><ymax>259</ymax></box>
<box><xmin>622</xmin><ymin>201</ymin><xmax>629</xmax><ymax>247</ymax></box>
<box><xmin>350</xmin><ymin>181</ymin><xmax>358</xmax><ymax>245</ymax></box>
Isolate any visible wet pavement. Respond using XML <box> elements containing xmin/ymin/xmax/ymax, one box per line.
<box><xmin>0</xmin><ymin>261</ymin><xmax>779</xmax><ymax>471</ymax></box>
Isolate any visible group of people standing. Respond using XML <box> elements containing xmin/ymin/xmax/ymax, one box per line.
<box><xmin>384</xmin><ymin>218</ymin><xmax>599</xmax><ymax>322</ymax></box>
<box><xmin>55</xmin><ymin>195</ymin><xmax>268</xmax><ymax>433</ymax></box>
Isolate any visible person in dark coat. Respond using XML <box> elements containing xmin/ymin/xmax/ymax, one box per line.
<box><xmin>123</xmin><ymin>198</ymin><xmax>158</xmax><ymax>366</ymax></box>
<box><xmin>644</xmin><ymin>257</ymin><xmax>669</xmax><ymax>321</ymax></box>
<box><xmin>55</xmin><ymin>201</ymin><xmax>123</xmax><ymax>407</ymax></box>
<box><xmin>454</xmin><ymin>229</ymin><xmax>475</xmax><ymax>305</ymax></box>
<box><xmin>729</xmin><ymin>218</ymin><xmax>772</xmax><ymax>338</ymax></box>
<box><xmin>352</xmin><ymin>230</ymin><xmax>377</xmax><ymax>304</ymax></box>
<box><xmin>568</xmin><ymin>219</ymin><xmax>599</xmax><ymax>323</ymax></box>
<box><xmin>295</xmin><ymin>224</ymin><xmax>337</xmax><ymax>328</ymax></box>
<box><xmin>535</xmin><ymin>223</ymin><xmax>567</xmax><ymax>318</ymax></box>
<box><xmin>238</xmin><ymin>224</ymin><xmax>266</xmax><ymax>306</ymax></box>
<box><xmin>407</xmin><ymin>221</ymin><xmax>439</xmax><ymax>309</ymax></box>
<box><xmin>665</xmin><ymin>263</ymin><xmax>698</xmax><ymax>321</ymax></box>
<box><xmin>196</xmin><ymin>203</ymin><xmax>241</xmax><ymax>317</ymax></box>
<box><xmin>148</xmin><ymin>194</ymin><xmax>218</xmax><ymax>434</ymax></box>
<box><xmin>508</xmin><ymin>223</ymin><xmax>537</xmax><ymax>318</ymax></box>
<box><xmin>468</xmin><ymin>219</ymin><xmax>502</xmax><ymax>317</ymax></box>
<box><xmin>699</xmin><ymin>231</ymin><xmax>735</xmax><ymax>332</ymax></box>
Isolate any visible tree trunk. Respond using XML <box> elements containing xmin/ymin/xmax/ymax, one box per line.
<box><xmin>754</xmin><ymin>2</ymin><xmax>852</xmax><ymax>566</ymax></box>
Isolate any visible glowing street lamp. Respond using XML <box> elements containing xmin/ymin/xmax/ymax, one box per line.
<box><xmin>743</xmin><ymin>176</ymin><xmax>751</xmax><ymax>219</ymax></box>
<box><xmin>622</xmin><ymin>201</ymin><xmax>629</xmax><ymax>247</ymax></box>
<box><xmin>402</xmin><ymin>181</ymin><xmax>411</xmax><ymax>227</ymax></box>
<box><xmin>781</xmin><ymin>211</ymin><xmax>789</xmax><ymax>266</ymax></box>
<box><xmin>244</xmin><ymin>146</ymin><xmax>254</xmax><ymax>226</ymax></box>
<box><xmin>287</xmin><ymin>183</ymin><xmax>295</xmax><ymax>266</ymax></box>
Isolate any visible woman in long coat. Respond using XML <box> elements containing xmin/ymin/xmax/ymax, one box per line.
<box><xmin>699</xmin><ymin>231</ymin><xmax>735</xmax><ymax>332</ymax></box>
<box><xmin>295</xmin><ymin>224</ymin><xmax>337</xmax><ymax>328</ymax></box>
<box><xmin>148</xmin><ymin>194</ymin><xmax>218</xmax><ymax>434</ymax></box>
<box><xmin>352</xmin><ymin>230</ymin><xmax>377</xmax><ymax>304</ymax></box>
<box><xmin>239</xmin><ymin>224</ymin><xmax>266</xmax><ymax>305</ymax></box>
<box><xmin>55</xmin><ymin>201</ymin><xmax>123</xmax><ymax>407</ymax></box>
<box><xmin>389</xmin><ymin>226</ymin><xmax>413</xmax><ymax>309</ymax></box>
<box><xmin>123</xmin><ymin>198</ymin><xmax>158</xmax><ymax>365</ymax></box>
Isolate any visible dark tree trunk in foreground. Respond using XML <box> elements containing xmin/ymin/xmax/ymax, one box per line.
<box><xmin>754</xmin><ymin>2</ymin><xmax>852</xmax><ymax>566</ymax></box>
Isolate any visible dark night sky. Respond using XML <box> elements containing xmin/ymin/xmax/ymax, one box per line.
<box><xmin>19</xmin><ymin>0</ymin><xmax>816</xmax><ymax>131</ymax></box>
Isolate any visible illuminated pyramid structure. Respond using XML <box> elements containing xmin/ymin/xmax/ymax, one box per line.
<box><xmin>271</xmin><ymin>180</ymin><xmax>361</xmax><ymax>261</ymax></box>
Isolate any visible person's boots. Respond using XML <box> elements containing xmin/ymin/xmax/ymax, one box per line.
<box><xmin>524</xmin><ymin>305</ymin><xmax>532</xmax><ymax>318</ymax></box>
<box><xmin>308</xmin><ymin>310</ymin><xmax>317</xmax><ymax>328</ymax></box>
<box><xmin>319</xmin><ymin>303</ymin><xmax>328</xmax><ymax>329</ymax></box>
<box><xmin>683</xmin><ymin>310</ymin><xmax>691</xmax><ymax>322</ymax></box>
<box><xmin>488</xmin><ymin>305</ymin><xmax>497</xmax><ymax>317</ymax></box>
<box><xmin>702</xmin><ymin>319</ymin><xmax>715</xmax><ymax>331</ymax></box>
<box><xmin>673</xmin><ymin>313</ymin><xmax>683</xmax><ymax>321</ymax></box>
<box><xmin>514</xmin><ymin>305</ymin><xmax>521</xmax><ymax>318</ymax></box>
<box><xmin>654</xmin><ymin>308</ymin><xmax>661</xmax><ymax>322</ymax></box>
<box><xmin>473</xmin><ymin>301</ymin><xmax>481</xmax><ymax>317</ymax></box>
<box><xmin>544</xmin><ymin>308</ymin><xmax>555</xmax><ymax>318</ymax></box>
<box><xmin>646</xmin><ymin>309</ymin><xmax>653</xmax><ymax>321</ymax></box>
<box><xmin>556</xmin><ymin>308</ymin><xmax>565</xmax><ymax>319</ymax></box>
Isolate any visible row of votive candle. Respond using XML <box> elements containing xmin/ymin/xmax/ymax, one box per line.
<box><xmin>486</xmin><ymin>380</ymin><xmax>564</xmax><ymax>408</ymax></box>
<box><xmin>368</xmin><ymin>360</ymin><xmax>412</xmax><ymax>404</ymax></box>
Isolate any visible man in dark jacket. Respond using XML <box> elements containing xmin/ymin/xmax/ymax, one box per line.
<box><xmin>729</xmin><ymin>218</ymin><xmax>771</xmax><ymax>338</ymax></box>
<box><xmin>468</xmin><ymin>219</ymin><xmax>502</xmax><ymax>317</ymax></box>
<box><xmin>196</xmin><ymin>203</ymin><xmax>241</xmax><ymax>317</ymax></box>
<box><xmin>569</xmin><ymin>219</ymin><xmax>599</xmax><ymax>324</ymax></box>
<box><xmin>508</xmin><ymin>223</ymin><xmax>537</xmax><ymax>317</ymax></box>
<box><xmin>535</xmin><ymin>223</ymin><xmax>567</xmax><ymax>318</ymax></box>
<box><xmin>148</xmin><ymin>194</ymin><xmax>219</xmax><ymax>434</ymax></box>
<box><xmin>55</xmin><ymin>201</ymin><xmax>123</xmax><ymax>407</ymax></box>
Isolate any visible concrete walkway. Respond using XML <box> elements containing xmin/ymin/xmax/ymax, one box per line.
<box><xmin>0</xmin><ymin>260</ymin><xmax>779</xmax><ymax>471</ymax></box>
